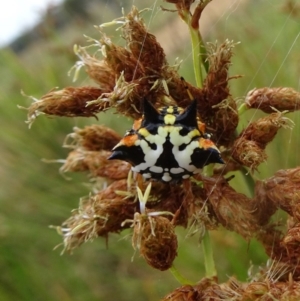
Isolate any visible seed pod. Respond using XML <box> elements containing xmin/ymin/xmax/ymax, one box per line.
<box><xmin>132</xmin><ymin>213</ymin><xmax>177</xmax><ymax>271</ymax></box>
<box><xmin>245</xmin><ymin>87</ymin><xmax>300</xmax><ymax>113</ymax></box>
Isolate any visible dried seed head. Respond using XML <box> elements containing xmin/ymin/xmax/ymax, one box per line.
<box><xmin>232</xmin><ymin>107</ymin><xmax>293</xmax><ymax>171</ymax></box>
<box><xmin>123</xmin><ymin>6</ymin><xmax>166</xmax><ymax>74</ymax></box>
<box><xmin>204</xmin><ymin>40</ymin><xmax>236</xmax><ymax>107</ymax></box>
<box><xmin>243</xmin><ymin>281</ymin><xmax>269</xmax><ymax>299</ymax></box>
<box><xmin>162</xmin><ymin>67</ymin><xmax>205</xmax><ymax>109</ymax></box>
<box><xmin>132</xmin><ymin>213</ymin><xmax>177</xmax><ymax>271</ymax></box>
<box><xmin>161</xmin><ymin>284</ymin><xmax>201</xmax><ymax>301</ymax></box>
<box><xmin>245</xmin><ymin>87</ymin><xmax>300</xmax><ymax>113</ymax></box>
<box><xmin>257</xmin><ymin>167</ymin><xmax>300</xmax><ymax>220</ymax></box>
<box><xmin>64</xmin><ymin>125</ymin><xmax>121</xmax><ymax>151</ymax></box>
<box><xmin>232</xmin><ymin>138</ymin><xmax>267</xmax><ymax>171</ymax></box>
<box><xmin>73</xmin><ymin>46</ymin><xmax>116</xmax><ymax>90</ymax></box>
<box><xmin>60</xmin><ymin>149</ymin><xmax>130</xmax><ymax>180</ymax></box>
<box><xmin>213</xmin><ymin>97</ymin><xmax>239</xmax><ymax>146</ymax></box>
<box><xmin>57</xmin><ymin>180</ymin><xmax>138</xmax><ymax>253</ymax></box>
<box><xmin>203</xmin><ymin>176</ymin><xmax>261</xmax><ymax>239</ymax></box>
<box><xmin>253</xmin><ymin>180</ymin><xmax>277</xmax><ymax>226</ymax></box>
<box><xmin>25</xmin><ymin>87</ymin><xmax>104</xmax><ymax>125</ymax></box>
<box><xmin>99</xmin><ymin>35</ymin><xmax>145</xmax><ymax>82</ymax></box>
<box><xmin>186</xmin><ymin>182</ymin><xmax>219</xmax><ymax>234</ymax></box>
<box><xmin>256</xmin><ymin>226</ymin><xmax>300</xmax><ymax>280</ymax></box>
<box><xmin>241</xmin><ymin>112</ymin><xmax>293</xmax><ymax>147</ymax></box>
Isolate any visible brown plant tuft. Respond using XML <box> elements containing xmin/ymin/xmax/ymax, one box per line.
<box><xmin>64</xmin><ymin>125</ymin><xmax>121</xmax><ymax>151</ymax></box>
<box><xmin>256</xmin><ymin>167</ymin><xmax>300</xmax><ymax>219</ymax></box>
<box><xmin>25</xmin><ymin>86</ymin><xmax>105</xmax><ymax>125</ymax></box>
<box><xmin>130</xmin><ymin>212</ymin><xmax>178</xmax><ymax>271</ymax></box>
<box><xmin>232</xmin><ymin>112</ymin><xmax>293</xmax><ymax>171</ymax></box>
<box><xmin>202</xmin><ymin>176</ymin><xmax>263</xmax><ymax>239</ymax></box>
<box><xmin>58</xmin><ymin>180</ymin><xmax>138</xmax><ymax>253</ymax></box>
<box><xmin>60</xmin><ymin>149</ymin><xmax>130</xmax><ymax>180</ymax></box>
<box><xmin>245</xmin><ymin>87</ymin><xmax>300</xmax><ymax>113</ymax></box>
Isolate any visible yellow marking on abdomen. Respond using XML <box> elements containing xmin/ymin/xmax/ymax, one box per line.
<box><xmin>164</xmin><ymin>114</ymin><xmax>176</xmax><ymax>125</ymax></box>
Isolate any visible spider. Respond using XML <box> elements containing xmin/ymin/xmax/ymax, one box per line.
<box><xmin>109</xmin><ymin>98</ymin><xmax>224</xmax><ymax>182</ymax></box>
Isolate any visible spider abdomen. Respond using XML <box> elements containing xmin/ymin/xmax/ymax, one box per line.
<box><xmin>109</xmin><ymin>99</ymin><xmax>224</xmax><ymax>182</ymax></box>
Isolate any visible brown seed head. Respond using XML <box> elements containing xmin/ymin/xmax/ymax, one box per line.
<box><xmin>232</xmin><ymin>137</ymin><xmax>267</xmax><ymax>172</ymax></box>
<box><xmin>58</xmin><ymin>180</ymin><xmax>138</xmax><ymax>253</ymax></box>
<box><xmin>240</xmin><ymin>112</ymin><xmax>293</xmax><ymax>147</ymax></box>
<box><xmin>203</xmin><ymin>176</ymin><xmax>261</xmax><ymax>239</ymax></box>
<box><xmin>74</xmin><ymin>46</ymin><xmax>116</xmax><ymax>90</ymax></box>
<box><xmin>25</xmin><ymin>86</ymin><xmax>104</xmax><ymax>125</ymax></box>
<box><xmin>245</xmin><ymin>87</ymin><xmax>300</xmax><ymax>113</ymax></box>
<box><xmin>203</xmin><ymin>40</ymin><xmax>236</xmax><ymax>108</ymax></box>
<box><xmin>213</xmin><ymin>97</ymin><xmax>239</xmax><ymax>147</ymax></box>
<box><xmin>123</xmin><ymin>6</ymin><xmax>166</xmax><ymax>75</ymax></box>
<box><xmin>132</xmin><ymin>213</ymin><xmax>177</xmax><ymax>271</ymax></box>
<box><xmin>60</xmin><ymin>149</ymin><xmax>130</xmax><ymax>180</ymax></box>
<box><xmin>258</xmin><ymin>167</ymin><xmax>300</xmax><ymax>219</ymax></box>
<box><xmin>64</xmin><ymin>125</ymin><xmax>121</xmax><ymax>151</ymax></box>
<box><xmin>253</xmin><ymin>180</ymin><xmax>277</xmax><ymax>226</ymax></box>
<box><xmin>161</xmin><ymin>284</ymin><xmax>201</xmax><ymax>301</ymax></box>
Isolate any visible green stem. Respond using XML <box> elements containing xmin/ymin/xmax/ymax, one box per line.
<box><xmin>237</xmin><ymin>103</ymin><xmax>249</xmax><ymax>115</ymax></box>
<box><xmin>240</xmin><ymin>166</ymin><xmax>256</xmax><ymax>198</ymax></box>
<box><xmin>181</xmin><ymin>10</ymin><xmax>205</xmax><ymax>88</ymax></box>
<box><xmin>202</xmin><ymin>229</ymin><xmax>217</xmax><ymax>278</ymax></box>
<box><xmin>169</xmin><ymin>265</ymin><xmax>195</xmax><ymax>285</ymax></box>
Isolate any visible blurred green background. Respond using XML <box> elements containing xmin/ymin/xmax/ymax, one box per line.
<box><xmin>1</xmin><ymin>0</ymin><xmax>300</xmax><ymax>300</ymax></box>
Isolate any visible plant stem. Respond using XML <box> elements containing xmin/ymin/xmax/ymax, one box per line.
<box><xmin>238</xmin><ymin>103</ymin><xmax>248</xmax><ymax>115</ymax></box>
<box><xmin>240</xmin><ymin>166</ymin><xmax>256</xmax><ymax>198</ymax></box>
<box><xmin>181</xmin><ymin>10</ymin><xmax>205</xmax><ymax>88</ymax></box>
<box><xmin>202</xmin><ymin>228</ymin><xmax>217</xmax><ymax>278</ymax></box>
<box><xmin>169</xmin><ymin>265</ymin><xmax>194</xmax><ymax>285</ymax></box>
<box><xmin>180</xmin><ymin>2</ymin><xmax>217</xmax><ymax>281</ymax></box>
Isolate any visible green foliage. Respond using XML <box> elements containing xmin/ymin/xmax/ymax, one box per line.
<box><xmin>1</xmin><ymin>0</ymin><xmax>299</xmax><ymax>300</ymax></box>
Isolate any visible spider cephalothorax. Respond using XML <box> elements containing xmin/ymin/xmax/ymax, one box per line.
<box><xmin>108</xmin><ymin>99</ymin><xmax>224</xmax><ymax>182</ymax></box>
